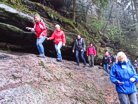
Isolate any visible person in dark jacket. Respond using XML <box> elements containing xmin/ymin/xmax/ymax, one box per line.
<box><xmin>109</xmin><ymin>53</ymin><xmax>115</xmax><ymax>69</ymax></box>
<box><xmin>72</xmin><ymin>35</ymin><xmax>86</xmax><ymax>66</ymax></box>
<box><xmin>110</xmin><ymin>51</ymin><xmax>138</xmax><ymax>104</ymax></box>
<box><xmin>86</xmin><ymin>43</ymin><xmax>96</xmax><ymax>67</ymax></box>
<box><xmin>134</xmin><ymin>59</ymin><xmax>138</xmax><ymax>73</ymax></box>
<box><xmin>102</xmin><ymin>51</ymin><xmax>110</xmax><ymax>73</ymax></box>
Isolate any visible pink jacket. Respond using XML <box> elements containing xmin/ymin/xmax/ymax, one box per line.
<box><xmin>86</xmin><ymin>46</ymin><xmax>96</xmax><ymax>56</ymax></box>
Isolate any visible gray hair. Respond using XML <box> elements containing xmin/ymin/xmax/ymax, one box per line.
<box><xmin>55</xmin><ymin>24</ymin><xmax>60</xmax><ymax>28</ymax></box>
<box><xmin>116</xmin><ymin>51</ymin><xmax>128</xmax><ymax>63</ymax></box>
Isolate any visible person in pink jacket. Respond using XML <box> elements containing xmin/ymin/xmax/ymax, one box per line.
<box><xmin>26</xmin><ymin>13</ymin><xmax>47</xmax><ymax>58</ymax></box>
<box><xmin>47</xmin><ymin>24</ymin><xmax>66</xmax><ymax>62</ymax></box>
<box><xmin>86</xmin><ymin>43</ymin><xmax>96</xmax><ymax>67</ymax></box>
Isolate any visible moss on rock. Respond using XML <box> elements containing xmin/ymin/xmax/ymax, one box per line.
<box><xmin>0</xmin><ymin>22</ymin><xmax>23</xmax><ymax>33</ymax></box>
<box><xmin>0</xmin><ymin>0</ymin><xmax>107</xmax><ymax>63</ymax></box>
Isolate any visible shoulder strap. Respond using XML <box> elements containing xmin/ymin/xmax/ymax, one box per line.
<box><xmin>39</xmin><ymin>20</ymin><xmax>46</xmax><ymax>30</ymax></box>
<box><xmin>81</xmin><ymin>38</ymin><xmax>83</xmax><ymax>43</ymax></box>
<box><xmin>76</xmin><ymin>39</ymin><xmax>78</xmax><ymax>43</ymax></box>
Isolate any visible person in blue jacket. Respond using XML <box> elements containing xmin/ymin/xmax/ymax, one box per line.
<box><xmin>110</xmin><ymin>51</ymin><xmax>138</xmax><ymax>104</ymax></box>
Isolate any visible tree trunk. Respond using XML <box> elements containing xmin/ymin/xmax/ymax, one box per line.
<box><xmin>131</xmin><ymin>0</ymin><xmax>136</xmax><ymax>23</ymax></box>
<box><xmin>133</xmin><ymin>0</ymin><xmax>138</xmax><ymax>21</ymax></box>
<box><xmin>101</xmin><ymin>4</ymin><xmax>114</xmax><ymax>34</ymax></box>
<box><xmin>72</xmin><ymin>0</ymin><xmax>76</xmax><ymax>22</ymax></box>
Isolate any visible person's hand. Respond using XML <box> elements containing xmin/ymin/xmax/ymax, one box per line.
<box><xmin>81</xmin><ymin>49</ymin><xmax>83</xmax><ymax>52</ymax></box>
<box><xmin>130</xmin><ymin>78</ymin><xmax>136</xmax><ymax>82</ymax></box>
<box><xmin>39</xmin><ymin>35</ymin><xmax>43</xmax><ymax>38</ymax></box>
<box><xmin>63</xmin><ymin>43</ymin><xmax>65</xmax><ymax>46</ymax></box>
<box><xmin>72</xmin><ymin>50</ymin><xmax>74</xmax><ymax>53</ymax></box>
<box><xmin>26</xmin><ymin>27</ymin><xmax>32</xmax><ymax>30</ymax></box>
<box><xmin>117</xmin><ymin>80</ymin><xmax>124</xmax><ymax>84</ymax></box>
<box><xmin>47</xmin><ymin>38</ymin><xmax>49</xmax><ymax>40</ymax></box>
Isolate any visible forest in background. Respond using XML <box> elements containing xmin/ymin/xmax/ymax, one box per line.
<box><xmin>42</xmin><ymin>0</ymin><xmax>138</xmax><ymax>57</ymax></box>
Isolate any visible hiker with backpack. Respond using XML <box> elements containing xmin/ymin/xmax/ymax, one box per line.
<box><xmin>26</xmin><ymin>13</ymin><xmax>47</xmax><ymax>58</ymax></box>
<box><xmin>72</xmin><ymin>35</ymin><xmax>86</xmax><ymax>66</ymax></box>
<box><xmin>86</xmin><ymin>43</ymin><xmax>96</xmax><ymax>67</ymax></box>
<box><xmin>102</xmin><ymin>51</ymin><xmax>110</xmax><ymax>73</ymax></box>
<box><xmin>134</xmin><ymin>59</ymin><xmax>138</xmax><ymax>73</ymax></box>
<box><xmin>110</xmin><ymin>52</ymin><xmax>138</xmax><ymax>104</ymax></box>
<box><xmin>47</xmin><ymin>24</ymin><xmax>66</xmax><ymax>62</ymax></box>
<box><xmin>109</xmin><ymin>52</ymin><xmax>115</xmax><ymax>70</ymax></box>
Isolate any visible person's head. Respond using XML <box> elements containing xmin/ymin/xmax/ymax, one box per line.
<box><xmin>90</xmin><ymin>43</ymin><xmax>93</xmax><ymax>46</ymax></box>
<box><xmin>34</xmin><ymin>13</ymin><xmax>41</xmax><ymax>22</ymax></box>
<box><xmin>55</xmin><ymin>24</ymin><xmax>60</xmax><ymax>31</ymax></box>
<box><xmin>116</xmin><ymin>51</ymin><xmax>128</xmax><ymax>63</ymax></box>
<box><xmin>110</xmin><ymin>52</ymin><xmax>113</xmax><ymax>55</ymax></box>
<box><xmin>77</xmin><ymin>35</ymin><xmax>81</xmax><ymax>39</ymax></box>
<box><xmin>105</xmin><ymin>51</ymin><xmax>109</xmax><ymax>56</ymax></box>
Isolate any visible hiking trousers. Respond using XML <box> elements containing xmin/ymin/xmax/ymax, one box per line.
<box><xmin>118</xmin><ymin>93</ymin><xmax>137</xmax><ymax>104</ymax></box>
<box><xmin>75</xmin><ymin>50</ymin><xmax>86</xmax><ymax>65</ymax></box>
<box><xmin>55</xmin><ymin>41</ymin><xmax>62</xmax><ymax>61</ymax></box>
<box><xmin>36</xmin><ymin>36</ymin><xmax>46</xmax><ymax>55</ymax></box>
<box><xmin>103</xmin><ymin>63</ymin><xmax>110</xmax><ymax>73</ymax></box>
<box><xmin>88</xmin><ymin>55</ymin><xmax>95</xmax><ymax>67</ymax></box>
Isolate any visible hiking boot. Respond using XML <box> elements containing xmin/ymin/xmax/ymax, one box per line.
<box><xmin>56</xmin><ymin>59</ymin><xmax>62</xmax><ymax>62</ymax></box>
<box><xmin>83</xmin><ymin>64</ymin><xmax>86</xmax><ymax>68</ymax></box>
<box><xmin>90</xmin><ymin>65</ymin><xmax>94</xmax><ymax>67</ymax></box>
<box><xmin>38</xmin><ymin>54</ymin><xmax>46</xmax><ymax>58</ymax></box>
<box><xmin>75</xmin><ymin>63</ymin><xmax>79</xmax><ymax>66</ymax></box>
<box><xmin>89</xmin><ymin>65</ymin><xmax>92</xmax><ymax>67</ymax></box>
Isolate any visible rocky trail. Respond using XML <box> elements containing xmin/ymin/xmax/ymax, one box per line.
<box><xmin>0</xmin><ymin>51</ymin><xmax>119</xmax><ymax>104</ymax></box>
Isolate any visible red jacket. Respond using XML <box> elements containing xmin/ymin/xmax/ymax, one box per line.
<box><xmin>34</xmin><ymin>20</ymin><xmax>47</xmax><ymax>38</ymax></box>
<box><xmin>86</xmin><ymin>46</ymin><xmax>96</xmax><ymax>56</ymax></box>
<box><xmin>49</xmin><ymin>29</ymin><xmax>66</xmax><ymax>45</ymax></box>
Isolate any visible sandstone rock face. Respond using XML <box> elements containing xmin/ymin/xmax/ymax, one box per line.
<box><xmin>0</xmin><ymin>2</ymin><xmax>74</xmax><ymax>60</ymax></box>
<box><xmin>0</xmin><ymin>3</ymin><xmax>36</xmax><ymax>51</ymax></box>
<box><xmin>0</xmin><ymin>51</ymin><xmax>119</xmax><ymax>104</ymax></box>
<box><xmin>49</xmin><ymin>0</ymin><xmax>65</xmax><ymax>9</ymax></box>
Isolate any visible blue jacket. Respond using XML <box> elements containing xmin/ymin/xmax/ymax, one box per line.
<box><xmin>110</xmin><ymin>60</ymin><xmax>138</xmax><ymax>94</ymax></box>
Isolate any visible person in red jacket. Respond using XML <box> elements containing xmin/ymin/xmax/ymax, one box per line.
<box><xmin>26</xmin><ymin>13</ymin><xmax>47</xmax><ymax>58</ymax></box>
<box><xmin>86</xmin><ymin>43</ymin><xmax>96</xmax><ymax>67</ymax></box>
<box><xmin>47</xmin><ymin>24</ymin><xmax>66</xmax><ymax>62</ymax></box>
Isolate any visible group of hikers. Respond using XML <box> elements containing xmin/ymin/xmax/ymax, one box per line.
<box><xmin>102</xmin><ymin>51</ymin><xmax>138</xmax><ymax>104</ymax></box>
<box><xmin>26</xmin><ymin>13</ymin><xmax>97</xmax><ymax>67</ymax></box>
<box><xmin>102</xmin><ymin>51</ymin><xmax>115</xmax><ymax>73</ymax></box>
<box><xmin>26</xmin><ymin>13</ymin><xmax>138</xmax><ymax>104</ymax></box>
<box><xmin>72</xmin><ymin>35</ymin><xmax>96</xmax><ymax>67</ymax></box>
